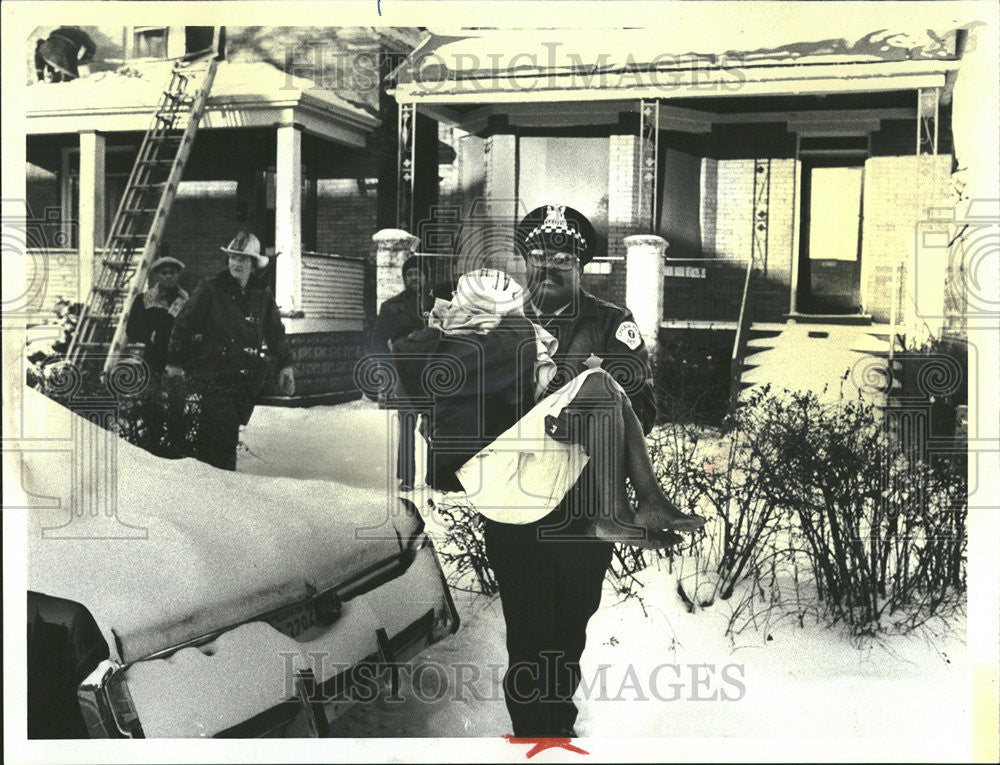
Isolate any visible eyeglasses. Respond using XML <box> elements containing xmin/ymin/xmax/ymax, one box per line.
<box><xmin>526</xmin><ymin>250</ymin><xmax>579</xmax><ymax>271</ymax></box>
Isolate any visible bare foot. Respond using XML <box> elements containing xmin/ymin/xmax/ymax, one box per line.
<box><xmin>590</xmin><ymin>517</ymin><xmax>684</xmax><ymax>549</ymax></box>
<box><xmin>635</xmin><ymin>499</ymin><xmax>707</xmax><ymax>532</ymax></box>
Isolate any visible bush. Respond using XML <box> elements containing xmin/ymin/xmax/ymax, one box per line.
<box><xmin>431</xmin><ymin>497</ymin><xmax>498</xmax><ymax>597</ymax></box>
<box><xmin>648</xmin><ymin>385</ymin><xmax>967</xmax><ymax>638</ymax></box>
<box><xmin>29</xmin><ymin>352</ymin><xmax>205</xmax><ymax>461</ymax></box>
<box><xmin>754</xmin><ymin>389</ymin><xmax>965</xmax><ymax>634</ymax></box>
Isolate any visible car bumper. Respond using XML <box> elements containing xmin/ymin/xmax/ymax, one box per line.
<box><xmin>77</xmin><ymin>539</ymin><xmax>459</xmax><ymax>738</ymax></box>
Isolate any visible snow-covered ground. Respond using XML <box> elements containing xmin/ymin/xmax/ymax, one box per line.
<box><xmin>239</xmin><ymin>401</ymin><xmax>967</xmax><ymax>741</ymax></box>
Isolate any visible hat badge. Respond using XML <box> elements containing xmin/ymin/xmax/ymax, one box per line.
<box><xmin>543</xmin><ymin>204</ymin><xmax>568</xmax><ymax>229</ymax></box>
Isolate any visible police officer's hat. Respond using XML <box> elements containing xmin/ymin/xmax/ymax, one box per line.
<box><xmin>516</xmin><ymin>204</ymin><xmax>596</xmax><ymax>266</ymax></box>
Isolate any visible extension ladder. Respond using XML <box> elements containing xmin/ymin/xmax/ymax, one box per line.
<box><xmin>66</xmin><ymin>51</ymin><xmax>219</xmax><ymax>374</ymax></box>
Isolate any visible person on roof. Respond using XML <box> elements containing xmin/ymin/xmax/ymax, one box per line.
<box><xmin>34</xmin><ymin>27</ymin><xmax>97</xmax><ymax>83</ymax></box>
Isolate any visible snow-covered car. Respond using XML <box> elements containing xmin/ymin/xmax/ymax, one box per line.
<box><xmin>20</xmin><ymin>388</ymin><xmax>458</xmax><ymax>738</ymax></box>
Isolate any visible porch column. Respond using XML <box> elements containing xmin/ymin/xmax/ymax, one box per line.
<box><xmin>373</xmin><ymin>228</ymin><xmax>420</xmax><ymax>310</ymax></box>
<box><xmin>78</xmin><ymin>130</ymin><xmax>105</xmax><ymax>299</ymax></box>
<box><xmin>274</xmin><ymin>124</ymin><xmax>303</xmax><ymax>313</ymax></box>
<box><xmin>624</xmin><ymin>234</ymin><xmax>668</xmax><ymax>354</ymax></box>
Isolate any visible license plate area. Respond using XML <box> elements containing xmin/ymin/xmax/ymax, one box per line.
<box><xmin>266</xmin><ymin>591</ymin><xmax>342</xmax><ymax>642</ymax></box>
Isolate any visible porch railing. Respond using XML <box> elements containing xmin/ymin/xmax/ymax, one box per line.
<box><xmin>727</xmin><ymin>255</ymin><xmax>757</xmax><ymax>412</ymax></box>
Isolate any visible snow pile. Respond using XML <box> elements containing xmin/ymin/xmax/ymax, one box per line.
<box><xmin>23</xmin><ymin>388</ymin><xmax>418</xmax><ymax>663</ymax></box>
<box><xmin>239</xmin><ymin>402</ymin><xmax>966</xmax><ymax>740</ymax></box>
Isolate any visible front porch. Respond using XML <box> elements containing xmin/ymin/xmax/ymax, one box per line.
<box><xmin>383</xmin><ymin>26</ymin><xmax>971</xmax><ymax>411</ymax></box>
<box><xmin>25</xmin><ymin>60</ymin><xmax>380</xmax><ymax>400</ymax></box>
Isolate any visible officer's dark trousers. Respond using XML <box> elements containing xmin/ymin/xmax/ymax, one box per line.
<box><xmin>483</xmin><ymin>513</ymin><xmax>613</xmax><ymax>737</ymax></box>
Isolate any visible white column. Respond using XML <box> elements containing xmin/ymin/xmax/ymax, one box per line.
<box><xmin>624</xmin><ymin>234</ymin><xmax>668</xmax><ymax>354</ymax></box>
<box><xmin>372</xmin><ymin>228</ymin><xmax>420</xmax><ymax>308</ymax></box>
<box><xmin>274</xmin><ymin>124</ymin><xmax>303</xmax><ymax>313</ymax></box>
<box><xmin>78</xmin><ymin>130</ymin><xmax>105</xmax><ymax>299</ymax></box>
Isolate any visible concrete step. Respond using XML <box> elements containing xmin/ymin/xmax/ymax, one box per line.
<box><xmin>737</xmin><ymin>322</ymin><xmax>893</xmax><ymax>407</ymax></box>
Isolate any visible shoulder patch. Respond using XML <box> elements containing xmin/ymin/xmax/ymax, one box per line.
<box><xmin>615</xmin><ymin>321</ymin><xmax>642</xmax><ymax>350</ymax></box>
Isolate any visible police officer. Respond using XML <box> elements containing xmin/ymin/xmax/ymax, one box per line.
<box><xmin>484</xmin><ymin>205</ymin><xmax>658</xmax><ymax>738</ymax></box>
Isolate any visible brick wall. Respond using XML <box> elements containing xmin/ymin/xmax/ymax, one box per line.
<box><xmin>688</xmin><ymin>157</ymin><xmax>796</xmax><ymax>321</ymax></box>
<box><xmin>598</xmin><ymin>133</ymin><xmax>638</xmax><ymax>307</ymax></box>
<box><xmin>712</xmin><ymin>160</ymin><xmax>755</xmax><ymax>263</ymax></box>
<box><xmin>162</xmin><ymin>181</ymin><xmax>241</xmax><ymax>291</ymax></box>
<box><xmin>699</xmin><ymin>158</ymin><xmax>718</xmax><ymax>258</ymax></box>
<box><xmin>262</xmin><ymin>330</ymin><xmax>365</xmax><ymax>401</ymax></box>
<box><xmin>861</xmin><ymin>155</ymin><xmax>953</xmax><ymax>323</ymax></box>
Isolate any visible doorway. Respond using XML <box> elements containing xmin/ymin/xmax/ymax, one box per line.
<box><xmin>796</xmin><ymin>158</ymin><xmax>865</xmax><ymax>314</ymax></box>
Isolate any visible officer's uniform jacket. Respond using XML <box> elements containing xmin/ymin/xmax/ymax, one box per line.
<box><xmin>525</xmin><ymin>288</ymin><xmax>657</xmax><ymax>434</ymax></box>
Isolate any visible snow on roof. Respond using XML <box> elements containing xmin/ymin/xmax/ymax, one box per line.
<box><xmin>26</xmin><ymin>59</ymin><xmax>376</xmax><ymax>126</ymax></box>
<box><xmin>392</xmin><ymin>21</ymin><xmax>969</xmax><ymax>99</ymax></box>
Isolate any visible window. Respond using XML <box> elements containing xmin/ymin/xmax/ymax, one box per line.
<box><xmin>133</xmin><ymin>27</ymin><xmax>168</xmax><ymax>59</ymax></box>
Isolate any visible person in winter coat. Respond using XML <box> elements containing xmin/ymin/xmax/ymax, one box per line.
<box><xmin>392</xmin><ymin>268</ymin><xmax>545</xmax><ymax>492</ymax></box>
<box><xmin>126</xmin><ymin>256</ymin><xmax>189</xmax><ymax>375</ymax></box>
<box><xmin>123</xmin><ymin>255</ymin><xmax>189</xmax><ymax>456</ymax></box>
<box><xmin>165</xmin><ymin>232</ymin><xmax>294</xmax><ymax>470</ymax></box>
<box><xmin>35</xmin><ymin>27</ymin><xmax>96</xmax><ymax>82</ymax></box>
<box><xmin>372</xmin><ymin>255</ymin><xmax>433</xmax><ymax>491</ymax></box>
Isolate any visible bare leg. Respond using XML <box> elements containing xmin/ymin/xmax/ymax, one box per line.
<box><xmin>618</xmin><ymin>388</ymin><xmax>707</xmax><ymax>532</ymax></box>
<box><xmin>562</xmin><ymin>372</ymin><xmax>704</xmax><ymax>547</ymax></box>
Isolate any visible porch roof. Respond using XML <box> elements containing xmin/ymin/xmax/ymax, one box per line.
<box><xmin>25</xmin><ymin>60</ymin><xmax>379</xmax><ymax>148</ymax></box>
<box><xmin>390</xmin><ymin>23</ymin><xmax>969</xmax><ymax>107</ymax></box>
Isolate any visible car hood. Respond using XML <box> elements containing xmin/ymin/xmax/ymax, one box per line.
<box><xmin>19</xmin><ymin>388</ymin><xmax>421</xmax><ymax>663</ymax></box>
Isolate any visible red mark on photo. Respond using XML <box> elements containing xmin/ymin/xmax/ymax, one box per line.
<box><xmin>504</xmin><ymin>734</ymin><xmax>589</xmax><ymax>758</ymax></box>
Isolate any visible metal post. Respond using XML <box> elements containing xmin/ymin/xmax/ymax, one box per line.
<box><xmin>638</xmin><ymin>99</ymin><xmax>659</xmax><ymax>232</ymax></box>
<box><xmin>752</xmin><ymin>159</ymin><xmax>771</xmax><ymax>276</ymax></box>
<box><xmin>397</xmin><ymin>102</ymin><xmax>416</xmax><ymax>232</ymax></box>
<box><xmin>917</xmin><ymin>88</ymin><xmax>940</xmax><ymax>156</ymax></box>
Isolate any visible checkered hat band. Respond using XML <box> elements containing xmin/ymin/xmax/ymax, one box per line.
<box><xmin>524</xmin><ymin>224</ymin><xmax>587</xmax><ymax>249</ymax></box>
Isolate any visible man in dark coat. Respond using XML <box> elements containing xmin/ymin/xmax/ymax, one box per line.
<box><xmin>125</xmin><ymin>255</ymin><xmax>189</xmax><ymax>456</ymax></box>
<box><xmin>372</xmin><ymin>255</ymin><xmax>432</xmax><ymax>491</ymax></box>
<box><xmin>486</xmin><ymin>205</ymin><xmax>660</xmax><ymax>738</ymax></box>
<box><xmin>126</xmin><ymin>255</ymin><xmax>189</xmax><ymax>375</ymax></box>
<box><xmin>35</xmin><ymin>27</ymin><xmax>97</xmax><ymax>82</ymax></box>
<box><xmin>166</xmin><ymin>232</ymin><xmax>294</xmax><ymax>470</ymax></box>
